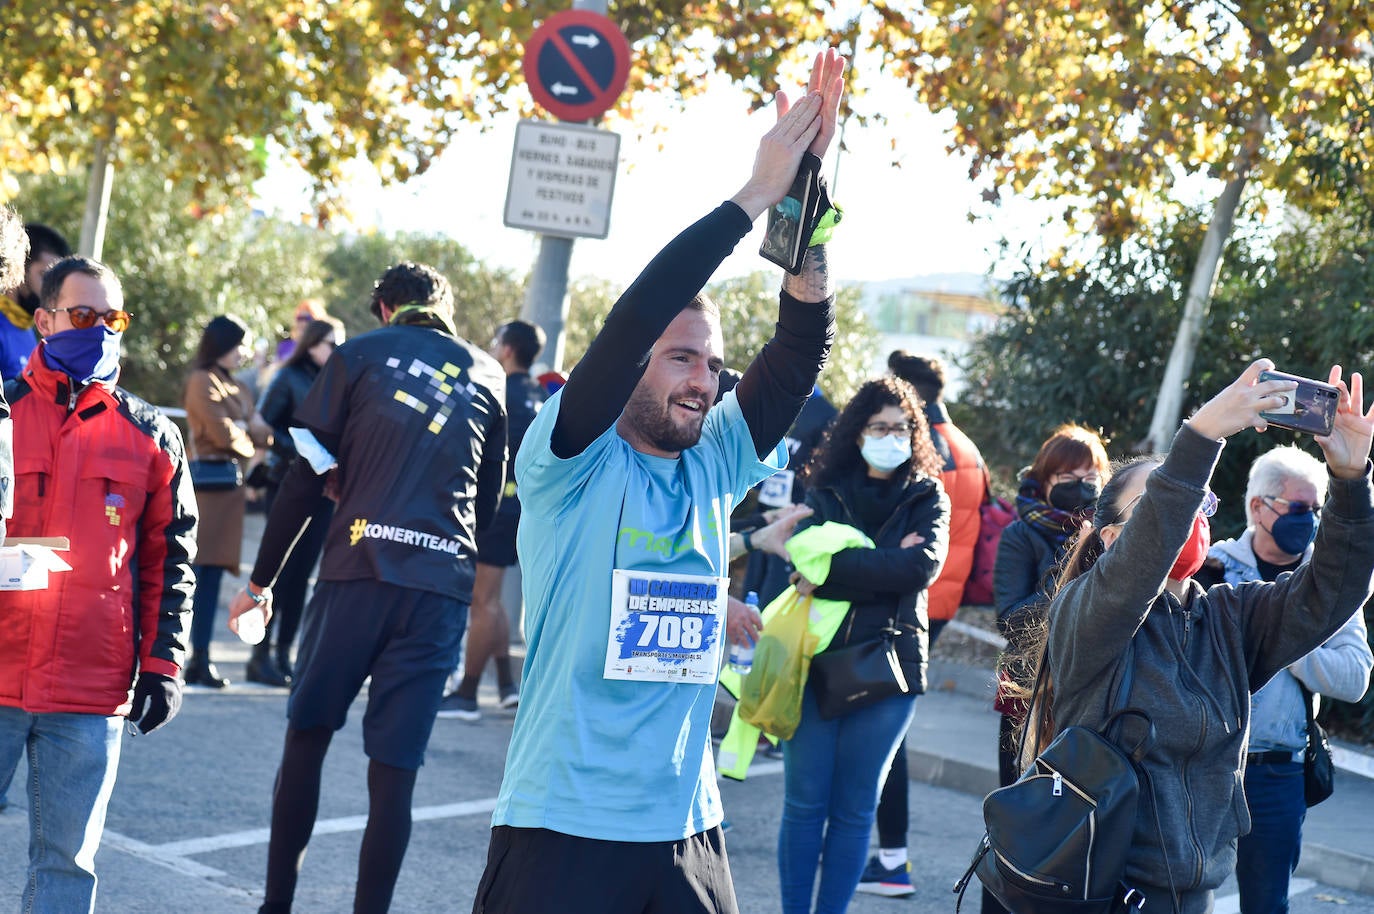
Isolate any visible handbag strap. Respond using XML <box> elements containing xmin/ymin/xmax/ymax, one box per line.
<box><xmin>1298</xmin><ymin>682</ymin><xmax>1318</xmax><ymax>742</ymax></box>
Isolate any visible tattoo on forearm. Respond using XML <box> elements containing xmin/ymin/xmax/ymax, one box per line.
<box><xmin>782</xmin><ymin>244</ymin><xmax>832</xmax><ymax>302</ymax></box>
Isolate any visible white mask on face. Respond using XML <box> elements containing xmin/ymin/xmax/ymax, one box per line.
<box><xmin>861</xmin><ymin>434</ymin><xmax>911</xmax><ymax>472</ymax></box>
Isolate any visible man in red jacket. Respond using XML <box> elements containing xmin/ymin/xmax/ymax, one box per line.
<box><xmin>0</xmin><ymin>256</ymin><xmax>197</xmax><ymax>913</ymax></box>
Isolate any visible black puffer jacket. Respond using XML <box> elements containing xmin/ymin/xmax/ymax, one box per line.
<box><xmin>258</xmin><ymin>360</ymin><xmax>321</xmax><ymax>464</ymax></box>
<box><xmin>798</xmin><ymin>469</ymin><xmax>950</xmax><ymax>692</ymax></box>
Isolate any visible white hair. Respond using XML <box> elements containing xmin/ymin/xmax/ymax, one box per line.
<box><xmin>1244</xmin><ymin>445</ymin><xmax>1328</xmax><ymax>527</ymax></box>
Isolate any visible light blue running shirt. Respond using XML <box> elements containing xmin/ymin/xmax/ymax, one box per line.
<box><xmin>492</xmin><ymin>387</ymin><xmax>785</xmax><ymax>840</ymax></box>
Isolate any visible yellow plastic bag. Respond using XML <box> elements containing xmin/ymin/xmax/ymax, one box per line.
<box><xmin>737</xmin><ymin>591</ymin><xmax>818</xmax><ymax>740</ymax></box>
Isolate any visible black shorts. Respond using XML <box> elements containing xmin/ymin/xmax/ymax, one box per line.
<box><xmin>472</xmin><ymin>825</ymin><xmax>738</xmax><ymax>914</ymax></box>
<box><xmin>476</xmin><ymin>504</ymin><xmax>520</xmax><ymax>568</ymax></box>
<box><xmin>288</xmin><ymin>578</ymin><xmax>467</xmax><ymax>770</ymax></box>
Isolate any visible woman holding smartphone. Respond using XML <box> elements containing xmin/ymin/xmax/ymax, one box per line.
<box><xmin>1013</xmin><ymin>359</ymin><xmax>1374</xmax><ymax>913</ymax></box>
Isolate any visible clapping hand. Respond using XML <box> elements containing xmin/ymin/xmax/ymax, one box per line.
<box><xmin>730</xmin><ymin>48</ymin><xmax>848</xmax><ymax>221</ymax></box>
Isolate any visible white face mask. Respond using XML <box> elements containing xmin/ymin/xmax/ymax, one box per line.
<box><xmin>861</xmin><ymin>434</ymin><xmax>911</xmax><ymax>472</ymax></box>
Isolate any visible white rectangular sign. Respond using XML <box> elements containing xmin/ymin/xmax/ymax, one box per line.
<box><xmin>504</xmin><ymin>119</ymin><xmax>620</xmax><ymax>240</ymax></box>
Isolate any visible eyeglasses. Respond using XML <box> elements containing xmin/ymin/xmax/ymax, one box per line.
<box><xmin>1107</xmin><ymin>488</ymin><xmax>1217</xmax><ymax>527</ymax></box>
<box><xmin>864</xmin><ymin>422</ymin><xmax>912</xmax><ymax>437</ymax></box>
<box><xmin>1051</xmin><ymin>472</ymin><xmax>1101</xmax><ymax>486</ymax></box>
<box><xmin>1261</xmin><ymin>495</ymin><xmax>1321</xmax><ymax>517</ymax></box>
<box><xmin>46</xmin><ymin>306</ymin><xmax>132</xmax><ymax>332</ymax></box>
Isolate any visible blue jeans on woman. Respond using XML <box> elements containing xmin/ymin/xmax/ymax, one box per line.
<box><xmin>0</xmin><ymin>706</ymin><xmax>123</xmax><ymax>913</ymax></box>
<box><xmin>779</xmin><ymin>682</ymin><xmax>917</xmax><ymax>914</ymax></box>
<box><xmin>189</xmin><ymin>564</ymin><xmax>226</xmax><ymax>655</ymax></box>
<box><xmin>1236</xmin><ymin>759</ymin><xmax>1306</xmax><ymax>914</ymax></box>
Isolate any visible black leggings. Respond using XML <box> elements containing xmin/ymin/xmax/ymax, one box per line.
<box><xmin>261</xmin><ymin>726</ymin><xmax>418</xmax><ymax>914</ymax></box>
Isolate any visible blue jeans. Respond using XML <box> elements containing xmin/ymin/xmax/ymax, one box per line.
<box><xmin>1236</xmin><ymin>760</ymin><xmax>1306</xmax><ymax>914</ymax></box>
<box><xmin>779</xmin><ymin>682</ymin><xmax>917</xmax><ymax>914</ymax></box>
<box><xmin>190</xmin><ymin>564</ymin><xmax>226</xmax><ymax>654</ymax></box>
<box><xmin>0</xmin><ymin>707</ymin><xmax>123</xmax><ymax>914</ymax></box>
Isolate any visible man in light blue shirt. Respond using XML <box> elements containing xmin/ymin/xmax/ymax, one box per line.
<box><xmin>474</xmin><ymin>50</ymin><xmax>846</xmax><ymax>914</ymax></box>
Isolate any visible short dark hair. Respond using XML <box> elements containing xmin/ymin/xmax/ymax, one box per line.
<box><xmin>40</xmin><ymin>256</ymin><xmax>121</xmax><ymax>310</ymax></box>
<box><xmin>887</xmin><ymin>351</ymin><xmax>946</xmax><ymax>404</ymax></box>
<box><xmin>0</xmin><ymin>206</ymin><xmax>26</xmax><ymax>292</ymax></box>
<box><xmin>369</xmin><ymin>262</ymin><xmax>453</xmax><ymax>321</ymax></box>
<box><xmin>25</xmin><ymin>223</ymin><xmax>71</xmax><ymax>268</ymax></box>
<box><xmin>496</xmin><ymin>320</ymin><xmax>546</xmax><ymax>369</ymax></box>
<box><xmin>686</xmin><ymin>292</ymin><xmax>720</xmax><ymax>319</ymax></box>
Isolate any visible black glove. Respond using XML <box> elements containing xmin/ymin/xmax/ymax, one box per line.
<box><xmin>129</xmin><ymin>672</ymin><xmax>182</xmax><ymax>735</ymax></box>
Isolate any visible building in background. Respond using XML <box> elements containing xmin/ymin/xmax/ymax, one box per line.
<box><xmin>853</xmin><ymin>273</ymin><xmax>1001</xmax><ymax>399</ymax></box>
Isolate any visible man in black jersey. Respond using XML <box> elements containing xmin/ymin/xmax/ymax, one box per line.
<box><xmin>229</xmin><ymin>262</ymin><xmax>506</xmax><ymax>914</ymax></box>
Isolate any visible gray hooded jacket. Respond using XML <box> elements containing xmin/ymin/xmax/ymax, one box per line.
<box><xmin>1048</xmin><ymin>425</ymin><xmax>1374</xmax><ymax>896</ymax></box>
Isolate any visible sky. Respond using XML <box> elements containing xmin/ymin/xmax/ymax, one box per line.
<box><xmin>254</xmin><ymin>72</ymin><xmax>1061</xmax><ymax>293</ymax></box>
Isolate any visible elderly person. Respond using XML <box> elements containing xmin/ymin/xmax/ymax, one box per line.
<box><xmin>1201</xmin><ymin>445</ymin><xmax>1373</xmax><ymax>914</ymax></box>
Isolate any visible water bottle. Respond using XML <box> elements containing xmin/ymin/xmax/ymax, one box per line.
<box><xmin>234</xmin><ymin>606</ymin><xmax>267</xmax><ymax>645</ymax></box>
<box><xmin>728</xmin><ymin>591</ymin><xmax>760</xmax><ymax>675</ymax></box>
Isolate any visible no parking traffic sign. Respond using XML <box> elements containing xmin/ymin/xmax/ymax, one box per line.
<box><xmin>523</xmin><ymin>9</ymin><xmax>631</xmax><ymax>122</ymax></box>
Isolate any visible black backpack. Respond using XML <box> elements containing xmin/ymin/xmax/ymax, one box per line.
<box><xmin>955</xmin><ymin>645</ymin><xmax>1157</xmax><ymax>914</ymax></box>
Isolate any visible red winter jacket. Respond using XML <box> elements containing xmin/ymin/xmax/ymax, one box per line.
<box><xmin>925</xmin><ymin>403</ymin><xmax>985</xmax><ymax>622</ymax></box>
<box><xmin>0</xmin><ymin>352</ymin><xmax>197</xmax><ymax>715</ymax></box>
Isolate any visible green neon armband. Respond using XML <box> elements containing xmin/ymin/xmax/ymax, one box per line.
<box><xmin>809</xmin><ymin>204</ymin><xmax>843</xmax><ymax>247</ymax></box>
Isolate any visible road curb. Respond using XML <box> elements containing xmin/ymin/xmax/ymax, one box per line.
<box><xmin>911</xmin><ymin>659</ymin><xmax>1374</xmax><ymax>898</ymax></box>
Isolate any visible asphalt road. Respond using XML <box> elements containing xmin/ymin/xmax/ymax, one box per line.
<box><xmin>4</xmin><ymin>641</ymin><xmax>1374</xmax><ymax>913</ymax></box>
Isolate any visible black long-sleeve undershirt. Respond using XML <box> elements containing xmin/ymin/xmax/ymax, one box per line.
<box><xmin>250</xmin><ymin>456</ymin><xmax>325</xmax><ymax>589</ymax></box>
<box><xmin>553</xmin><ymin>201</ymin><xmax>836</xmax><ymax>461</ymax></box>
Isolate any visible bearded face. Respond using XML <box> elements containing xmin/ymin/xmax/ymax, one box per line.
<box><xmin>617</xmin><ymin>308</ymin><xmax>723</xmax><ymax>458</ymax></box>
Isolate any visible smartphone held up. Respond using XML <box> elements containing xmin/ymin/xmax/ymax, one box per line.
<box><xmin>1260</xmin><ymin>370</ymin><xmax>1339</xmax><ymax>436</ymax></box>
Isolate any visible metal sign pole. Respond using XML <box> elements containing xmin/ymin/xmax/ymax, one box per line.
<box><xmin>520</xmin><ymin>0</ymin><xmax>611</xmax><ymax>372</ymax></box>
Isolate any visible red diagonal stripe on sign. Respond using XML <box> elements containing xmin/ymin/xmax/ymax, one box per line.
<box><xmin>548</xmin><ymin>30</ymin><xmax>605</xmax><ymax>99</ymax></box>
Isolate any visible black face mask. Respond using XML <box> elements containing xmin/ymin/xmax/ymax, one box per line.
<box><xmin>1048</xmin><ymin>480</ymin><xmax>1101</xmax><ymax>513</ymax></box>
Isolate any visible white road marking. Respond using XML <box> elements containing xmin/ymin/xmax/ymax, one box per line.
<box><xmin>945</xmin><ymin>620</ymin><xmax>1008</xmax><ymax>649</ymax></box>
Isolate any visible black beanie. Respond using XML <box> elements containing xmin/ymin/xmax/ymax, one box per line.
<box><xmin>201</xmin><ymin>315</ymin><xmax>248</xmax><ymax>362</ymax></box>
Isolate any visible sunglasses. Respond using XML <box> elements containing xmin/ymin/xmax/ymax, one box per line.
<box><xmin>47</xmin><ymin>306</ymin><xmax>132</xmax><ymax>332</ymax></box>
<box><xmin>1261</xmin><ymin>495</ymin><xmax>1321</xmax><ymax>517</ymax></box>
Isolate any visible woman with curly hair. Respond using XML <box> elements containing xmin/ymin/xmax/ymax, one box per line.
<box><xmin>778</xmin><ymin>376</ymin><xmax>950</xmax><ymax>914</ymax></box>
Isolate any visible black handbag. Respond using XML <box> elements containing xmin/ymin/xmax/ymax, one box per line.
<box><xmin>1300</xmin><ymin>684</ymin><xmax>1335</xmax><ymax>807</ymax></box>
<box><xmin>955</xmin><ymin>643</ymin><xmax>1161</xmax><ymax>914</ymax></box>
<box><xmin>808</xmin><ymin>622</ymin><xmax>909</xmax><ymax>720</ymax></box>
<box><xmin>188</xmin><ymin>458</ymin><xmax>243</xmax><ymax>492</ymax></box>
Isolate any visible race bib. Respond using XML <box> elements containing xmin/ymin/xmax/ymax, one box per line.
<box><xmin>604</xmin><ymin>569</ymin><xmax>728</xmax><ymax>684</ymax></box>
<box><xmin>757</xmin><ymin>468</ymin><xmax>796</xmax><ymax>508</ymax></box>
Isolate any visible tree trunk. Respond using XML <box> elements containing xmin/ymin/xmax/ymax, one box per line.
<box><xmin>78</xmin><ymin>136</ymin><xmax>115</xmax><ymax>260</ymax></box>
<box><xmin>1141</xmin><ymin>173</ymin><xmax>1248</xmax><ymax>452</ymax></box>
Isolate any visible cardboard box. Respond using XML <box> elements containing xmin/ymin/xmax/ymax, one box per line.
<box><xmin>0</xmin><ymin>538</ymin><xmax>72</xmax><ymax>591</ymax></box>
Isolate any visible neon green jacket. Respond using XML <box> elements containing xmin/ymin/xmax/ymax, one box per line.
<box><xmin>717</xmin><ymin>522</ymin><xmax>874</xmax><ymax>780</ymax></box>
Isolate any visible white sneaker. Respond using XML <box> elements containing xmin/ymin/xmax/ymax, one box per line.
<box><xmin>436</xmin><ymin>693</ymin><xmax>480</xmax><ymax>721</ymax></box>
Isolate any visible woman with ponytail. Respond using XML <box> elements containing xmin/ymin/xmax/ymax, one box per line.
<box><xmin>1011</xmin><ymin>359</ymin><xmax>1374</xmax><ymax>913</ymax></box>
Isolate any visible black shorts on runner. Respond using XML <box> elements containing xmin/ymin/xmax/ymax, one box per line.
<box><xmin>476</xmin><ymin>502</ymin><xmax>519</xmax><ymax>568</ymax></box>
<box><xmin>472</xmin><ymin>825</ymin><xmax>739</xmax><ymax>914</ymax></box>
<box><xmin>288</xmin><ymin>578</ymin><xmax>467</xmax><ymax>770</ymax></box>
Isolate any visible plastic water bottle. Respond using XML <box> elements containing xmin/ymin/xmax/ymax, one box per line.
<box><xmin>234</xmin><ymin>606</ymin><xmax>267</xmax><ymax>645</ymax></box>
<box><xmin>728</xmin><ymin>591</ymin><xmax>760</xmax><ymax>675</ymax></box>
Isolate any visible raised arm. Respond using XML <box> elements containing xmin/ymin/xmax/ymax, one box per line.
<box><xmin>735</xmin><ymin>50</ymin><xmax>846</xmax><ymax>456</ymax></box>
<box><xmin>552</xmin><ymin>52</ymin><xmax>843</xmax><ymax>460</ymax></box>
